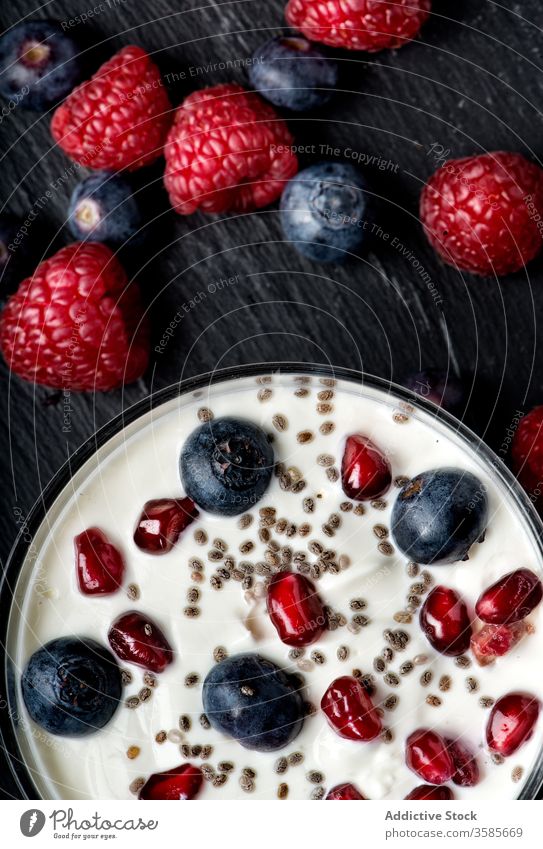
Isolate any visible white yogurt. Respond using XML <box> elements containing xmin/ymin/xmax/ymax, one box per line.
<box><xmin>8</xmin><ymin>373</ymin><xmax>543</xmax><ymax>800</ymax></box>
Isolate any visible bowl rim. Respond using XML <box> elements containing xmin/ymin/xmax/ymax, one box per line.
<box><xmin>1</xmin><ymin>360</ymin><xmax>542</xmax><ymax>800</ymax></box>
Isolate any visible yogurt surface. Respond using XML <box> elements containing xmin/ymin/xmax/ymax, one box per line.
<box><xmin>8</xmin><ymin>372</ymin><xmax>543</xmax><ymax>800</ymax></box>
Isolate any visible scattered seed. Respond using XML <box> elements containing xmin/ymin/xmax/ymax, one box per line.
<box><xmin>210</xmin><ymin>575</ymin><xmax>223</xmax><ymax>591</ymax></box>
<box><xmin>144</xmin><ymin>623</ymin><xmax>152</xmax><ymax>637</ymax></box>
<box><xmin>274</xmin><ymin>757</ymin><xmax>288</xmax><ymax>774</ymax></box>
<box><xmin>378</xmin><ymin>541</ymin><xmax>394</xmax><ymax>556</ymax></box>
<box><xmin>400</xmin><ymin>661</ymin><xmax>414</xmax><ymax>675</ymax></box>
<box><xmin>125</xmin><ymin>696</ymin><xmax>140</xmax><ymax>710</ymax></box>
<box><xmin>126</xmin><ymin>583</ymin><xmax>140</xmax><ymax>601</ymax></box>
<box><xmin>155</xmin><ymin>731</ymin><xmax>167</xmax><ymax>744</ymax></box>
<box><xmin>373</xmin><ymin>524</ymin><xmax>389</xmax><ymax>539</ymax></box>
<box><xmin>239</xmin><ymin>774</ymin><xmax>255</xmax><ymax>792</ymax></box>
<box><xmin>184</xmin><ymin>673</ymin><xmax>200</xmax><ymax>688</ymax></box>
<box><xmin>384</xmin><ymin>672</ymin><xmax>400</xmax><ymax>687</ymax></box>
<box><xmin>320</xmin><ymin>421</ymin><xmax>335</xmax><ymax>435</ymax></box>
<box><xmin>383</xmin><ymin>694</ymin><xmax>399</xmax><ymax>711</ymax></box>
<box><xmin>213</xmin><ymin>774</ymin><xmax>228</xmax><ymax>787</ymax></box>
<box><xmin>201</xmin><ymin>745</ymin><xmax>213</xmax><ymax>759</ymax></box>
<box><xmin>129</xmin><ymin>777</ymin><xmax>145</xmax><ymax>795</ymax></box>
<box><xmin>310</xmin><ymin>650</ymin><xmax>325</xmax><ymax>665</ymax></box>
<box><xmin>326</xmin><ymin>467</ymin><xmax>339</xmax><ymax>482</ymax></box>
<box><xmin>337</xmin><ymin>645</ymin><xmax>349</xmax><ymax>661</ymax></box>
<box><xmin>317</xmin><ymin>453</ymin><xmax>335</xmax><ymax>467</ymax></box>
<box><xmin>184</xmin><ymin>606</ymin><xmax>200</xmax><ymax>618</ymax></box>
<box><xmin>393</xmin><ymin>412</ymin><xmax>409</xmax><ymax>423</ymax></box>
<box><xmin>297</xmin><ymin>430</ymin><xmax>314</xmax><ymax>444</ymax></box>
<box><xmin>353</xmin><ymin>504</ymin><xmax>365</xmax><ymax>516</ymax></box>
<box><xmin>218</xmin><ymin>761</ymin><xmax>234</xmax><ymax>773</ymax></box>
<box><xmin>406</xmin><ymin>562</ymin><xmax>419</xmax><ymax>578</ymax></box>
<box><xmin>374</xmin><ymin>657</ymin><xmax>387</xmax><ymax>674</ymax></box>
<box><xmin>316</xmin><ymin>403</ymin><xmax>333</xmax><ymax>415</ymax></box>
<box><xmin>298</xmin><ymin>523</ymin><xmax>311</xmax><ymax>537</ymax></box>
<box><xmin>491</xmin><ymin>753</ymin><xmax>505</xmax><ymax>765</ymax></box>
<box><xmin>241</xmin><ymin>685</ymin><xmax>255</xmax><ymax>696</ymax></box>
<box><xmin>350</xmin><ymin>597</ymin><xmax>367</xmax><ymax>611</ymax></box>
<box><xmin>297</xmin><ymin>659</ymin><xmax>314</xmax><ymax>672</ymax></box>
<box><xmin>439</xmin><ymin>675</ymin><xmax>451</xmax><ymax>692</ymax></box>
<box><xmin>239</xmin><ymin>540</ymin><xmax>254</xmax><ymax>555</ymax></box>
<box><xmin>420</xmin><ymin>670</ymin><xmax>433</xmax><ymax>686</ymax></box>
<box><xmin>413</xmin><ymin>653</ymin><xmax>428</xmax><ymax>666</ymax></box>
<box><xmin>382</xmin><ymin>647</ymin><xmax>394</xmax><ymax>663</ymax></box>
<box><xmin>194</xmin><ymin>529</ymin><xmax>208</xmax><ymax>545</ymax></box>
<box><xmin>213</xmin><ymin>646</ymin><xmax>228</xmax><ymax>662</ymax></box>
<box><xmin>191</xmin><ymin>745</ymin><xmax>202</xmax><ymax>757</ymax></box>
<box><xmin>340</xmin><ymin>501</ymin><xmax>353</xmax><ymax>512</ymax></box>
<box><xmin>139</xmin><ymin>687</ymin><xmax>152</xmax><ymax>703</ymax></box>
<box><xmin>238</xmin><ymin>514</ymin><xmax>253</xmax><ymax>530</ymax></box>
<box><xmin>311</xmin><ymin>786</ymin><xmax>325</xmax><ymax>800</ymax></box>
<box><xmin>307</xmin><ymin>770</ymin><xmax>323</xmax><ymax>784</ymax></box>
<box><xmin>352</xmin><ymin>614</ymin><xmax>370</xmax><ymax>627</ymax></box>
<box><xmin>455</xmin><ymin>655</ymin><xmax>472</xmax><ymax>669</ymax></box>
<box><xmin>381</xmin><ymin>728</ymin><xmax>394</xmax><ymax>743</ymax></box>
<box><xmin>186</xmin><ymin>586</ymin><xmax>201</xmax><ymax>604</ymax></box>
<box><xmin>179</xmin><ymin>714</ymin><xmax>191</xmax><ymax>732</ymax></box>
<box><xmin>408</xmin><ymin>595</ymin><xmax>421</xmax><ymax>608</ymax></box>
<box><xmin>394</xmin><ymin>611</ymin><xmax>412</xmax><ymax>624</ymax></box>
<box><xmin>395</xmin><ymin>475</ymin><xmax>410</xmax><ymax>488</ymax></box>
<box><xmin>277</xmin><ymin>782</ymin><xmax>289</xmax><ymax>799</ymax></box>
<box><xmin>465</xmin><ymin>676</ymin><xmax>479</xmax><ymax>693</ymax></box>
<box><xmin>256</xmin><ymin>375</ymin><xmax>272</xmax><ymax>384</ymax></box>
<box><xmin>479</xmin><ymin>696</ymin><xmax>494</xmax><ymax>709</ymax></box>
<box><xmin>288</xmin><ymin>752</ymin><xmax>304</xmax><ymax>766</ymax></box>
<box><xmin>199</xmin><ymin>713</ymin><xmax>211</xmax><ymax>729</ymax></box>
<box><xmin>126</xmin><ymin>745</ymin><xmax>140</xmax><ymax>759</ymax></box>
<box><xmin>295</xmin><ymin>387</ymin><xmax>310</xmax><ymax>398</ymax></box>
<box><xmin>201</xmin><ymin>765</ymin><xmax>215</xmax><ymax>781</ymax></box>
<box><xmin>371</xmin><ymin>499</ymin><xmax>387</xmax><ymax>511</ymax></box>
<box><xmin>511</xmin><ymin>766</ymin><xmax>524</xmax><ymax>783</ymax></box>
<box><xmin>167</xmin><ymin>729</ymin><xmax>182</xmax><ymax>744</ymax></box>
<box><xmin>121</xmin><ymin>669</ymin><xmax>132</xmax><ymax>685</ymax></box>
<box><xmin>208</xmin><ymin>549</ymin><xmax>224</xmax><ymax>562</ymax></box>
<box><xmin>258</xmin><ymin>388</ymin><xmax>272</xmax><ymax>402</ymax></box>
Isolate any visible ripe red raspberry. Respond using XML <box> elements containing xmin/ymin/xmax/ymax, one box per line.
<box><xmin>420</xmin><ymin>151</ymin><xmax>543</xmax><ymax>276</ymax></box>
<box><xmin>51</xmin><ymin>46</ymin><xmax>172</xmax><ymax>172</ymax></box>
<box><xmin>511</xmin><ymin>407</ymin><xmax>543</xmax><ymax>506</ymax></box>
<box><xmin>163</xmin><ymin>83</ymin><xmax>298</xmax><ymax>214</ymax></box>
<box><xmin>0</xmin><ymin>242</ymin><xmax>149</xmax><ymax>391</ymax></box>
<box><xmin>285</xmin><ymin>0</ymin><xmax>431</xmax><ymax>52</ymax></box>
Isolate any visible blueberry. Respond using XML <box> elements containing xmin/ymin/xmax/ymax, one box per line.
<box><xmin>0</xmin><ymin>215</ymin><xmax>23</xmax><ymax>294</ymax></box>
<box><xmin>0</xmin><ymin>20</ymin><xmax>84</xmax><ymax>111</ymax></box>
<box><xmin>67</xmin><ymin>172</ymin><xmax>144</xmax><ymax>248</ymax></box>
<box><xmin>21</xmin><ymin>637</ymin><xmax>122</xmax><ymax>736</ymax></box>
<box><xmin>391</xmin><ymin>468</ymin><xmax>488</xmax><ymax>565</ymax></box>
<box><xmin>280</xmin><ymin>162</ymin><xmax>371</xmax><ymax>263</ymax></box>
<box><xmin>403</xmin><ymin>369</ymin><xmax>466</xmax><ymax>416</ymax></box>
<box><xmin>202</xmin><ymin>653</ymin><xmax>305</xmax><ymax>751</ymax></box>
<box><xmin>249</xmin><ymin>36</ymin><xmax>338</xmax><ymax>112</ymax></box>
<box><xmin>180</xmin><ymin>417</ymin><xmax>274</xmax><ymax>516</ymax></box>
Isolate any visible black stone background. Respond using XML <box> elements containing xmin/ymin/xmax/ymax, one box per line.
<box><xmin>1</xmin><ymin>0</ymin><xmax>543</xmax><ymax>799</ymax></box>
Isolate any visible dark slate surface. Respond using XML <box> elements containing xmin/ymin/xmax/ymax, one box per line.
<box><xmin>1</xmin><ymin>0</ymin><xmax>543</xmax><ymax>798</ymax></box>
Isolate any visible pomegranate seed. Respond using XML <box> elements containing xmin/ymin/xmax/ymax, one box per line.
<box><xmin>405</xmin><ymin>785</ymin><xmax>455</xmax><ymax>800</ymax></box>
<box><xmin>267</xmin><ymin>572</ymin><xmax>326</xmax><ymax>646</ymax></box>
<box><xmin>419</xmin><ymin>585</ymin><xmax>472</xmax><ymax>656</ymax></box>
<box><xmin>108</xmin><ymin>611</ymin><xmax>174</xmax><ymax>673</ymax></box>
<box><xmin>406</xmin><ymin>728</ymin><xmax>454</xmax><ymax>785</ymax></box>
<box><xmin>74</xmin><ymin>527</ymin><xmax>125</xmax><ymax>595</ymax></box>
<box><xmin>476</xmin><ymin>568</ymin><xmax>542</xmax><ymax>624</ymax></box>
<box><xmin>341</xmin><ymin>434</ymin><xmax>392</xmax><ymax>501</ymax></box>
<box><xmin>445</xmin><ymin>738</ymin><xmax>480</xmax><ymax>786</ymax></box>
<box><xmin>471</xmin><ymin>621</ymin><xmax>529</xmax><ymax>666</ymax></box>
<box><xmin>486</xmin><ymin>692</ymin><xmax>540</xmax><ymax>756</ymax></box>
<box><xmin>139</xmin><ymin>764</ymin><xmax>203</xmax><ymax>799</ymax></box>
<box><xmin>321</xmin><ymin>675</ymin><xmax>382</xmax><ymax>742</ymax></box>
<box><xmin>133</xmin><ymin>497</ymin><xmax>199</xmax><ymax>554</ymax></box>
<box><xmin>326</xmin><ymin>782</ymin><xmax>366</xmax><ymax>800</ymax></box>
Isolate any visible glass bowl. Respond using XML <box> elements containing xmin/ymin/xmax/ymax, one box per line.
<box><xmin>1</xmin><ymin>363</ymin><xmax>542</xmax><ymax>800</ymax></box>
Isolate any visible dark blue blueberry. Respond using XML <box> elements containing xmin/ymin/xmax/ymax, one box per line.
<box><xmin>0</xmin><ymin>215</ymin><xmax>23</xmax><ymax>294</ymax></box>
<box><xmin>0</xmin><ymin>20</ymin><xmax>84</xmax><ymax>111</ymax></box>
<box><xmin>67</xmin><ymin>172</ymin><xmax>144</xmax><ymax>248</ymax></box>
<box><xmin>180</xmin><ymin>417</ymin><xmax>274</xmax><ymax>516</ymax></box>
<box><xmin>202</xmin><ymin>653</ymin><xmax>305</xmax><ymax>751</ymax></box>
<box><xmin>403</xmin><ymin>369</ymin><xmax>467</xmax><ymax>416</ymax></box>
<box><xmin>21</xmin><ymin>636</ymin><xmax>122</xmax><ymax>736</ymax></box>
<box><xmin>391</xmin><ymin>468</ymin><xmax>488</xmax><ymax>565</ymax></box>
<box><xmin>280</xmin><ymin>162</ymin><xmax>371</xmax><ymax>263</ymax></box>
<box><xmin>249</xmin><ymin>36</ymin><xmax>338</xmax><ymax>112</ymax></box>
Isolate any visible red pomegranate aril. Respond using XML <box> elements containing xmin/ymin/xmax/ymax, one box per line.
<box><xmin>134</xmin><ymin>497</ymin><xmax>199</xmax><ymax>554</ymax></box>
<box><xmin>445</xmin><ymin>738</ymin><xmax>480</xmax><ymax>787</ymax></box>
<box><xmin>108</xmin><ymin>610</ymin><xmax>174</xmax><ymax>673</ymax></box>
<box><xmin>75</xmin><ymin>527</ymin><xmax>125</xmax><ymax>595</ymax></box>
<box><xmin>419</xmin><ymin>585</ymin><xmax>472</xmax><ymax>656</ymax></box>
<box><xmin>139</xmin><ymin>764</ymin><xmax>203</xmax><ymax>800</ymax></box>
<box><xmin>341</xmin><ymin>434</ymin><xmax>392</xmax><ymax>501</ymax></box>
<box><xmin>267</xmin><ymin>572</ymin><xmax>326</xmax><ymax>647</ymax></box>
<box><xmin>321</xmin><ymin>676</ymin><xmax>382</xmax><ymax>742</ymax></box>
<box><xmin>406</xmin><ymin>729</ymin><xmax>455</xmax><ymax>785</ymax></box>
<box><xmin>486</xmin><ymin>692</ymin><xmax>540</xmax><ymax>756</ymax></box>
<box><xmin>476</xmin><ymin>568</ymin><xmax>542</xmax><ymax>624</ymax></box>
<box><xmin>405</xmin><ymin>785</ymin><xmax>455</xmax><ymax>800</ymax></box>
<box><xmin>326</xmin><ymin>782</ymin><xmax>366</xmax><ymax>800</ymax></box>
<box><xmin>471</xmin><ymin>621</ymin><xmax>529</xmax><ymax>666</ymax></box>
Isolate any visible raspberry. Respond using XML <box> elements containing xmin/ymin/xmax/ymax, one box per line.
<box><xmin>285</xmin><ymin>0</ymin><xmax>431</xmax><ymax>52</ymax></box>
<box><xmin>420</xmin><ymin>151</ymin><xmax>543</xmax><ymax>276</ymax></box>
<box><xmin>51</xmin><ymin>46</ymin><xmax>172</xmax><ymax>172</ymax></box>
<box><xmin>0</xmin><ymin>242</ymin><xmax>149</xmax><ymax>391</ymax></box>
<box><xmin>511</xmin><ymin>407</ymin><xmax>543</xmax><ymax>506</ymax></box>
<box><xmin>163</xmin><ymin>83</ymin><xmax>298</xmax><ymax>214</ymax></box>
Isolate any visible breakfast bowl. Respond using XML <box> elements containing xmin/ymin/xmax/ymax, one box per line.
<box><xmin>1</xmin><ymin>363</ymin><xmax>542</xmax><ymax>800</ymax></box>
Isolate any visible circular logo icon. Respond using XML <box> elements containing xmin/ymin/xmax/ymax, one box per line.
<box><xmin>20</xmin><ymin>810</ymin><xmax>46</xmax><ymax>837</ymax></box>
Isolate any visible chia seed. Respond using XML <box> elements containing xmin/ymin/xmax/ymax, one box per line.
<box><xmin>121</xmin><ymin>669</ymin><xmax>132</xmax><ymax>685</ymax></box>
<box><xmin>393</xmin><ymin>611</ymin><xmax>412</xmax><ymax>624</ymax></box>
<box><xmin>126</xmin><ymin>745</ymin><xmax>140</xmax><ymax>759</ymax></box>
<box><xmin>373</xmin><ymin>524</ymin><xmax>389</xmax><ymax>539</ymax></box>
<box><xmin>198</xmin><ymin>407</ymin><xmax>214</xmax><ymax>422</ymax></box>
<box><xmin>194</xmin><ymin>529</ymin><xmax>207</xmax><ymax>545</ymax></box>
<box><xmin>320</xmin><ymin>421</ymin><xmax>335</xmax><ymax>435</ymax></box>
<box><xmin>310</xmin><ymin>650</ymin><xmax>325</xmax><ymax>665</ymax></box>
<box><xmin>184</xmin><ymin>673</ymin><xmax>200</xmax><ymax>687</ymax></box>
<box><xmin>455</xmin><ymin>655</ymin><xmax>472</xmax><ymax>669</ymax></box>
<box><xmin>129</xmin><ymin>777</ymin><xmax>145</xmax><ymax>795</ymax></box>
<box><xmin>186</xmin><ymin>587</ymin><xmax>200</xmax><ymax>604</ymax></box>
<box><xmin>420</xmin><ymin>670</ymin><xmax>433</xmax><ymax>686</ymax></box>
<box><xmin>218</xmin><ymin>761</ymin><xmax>234</xmax><ymax>773</ymax></box>
<box><xmin>238</xmin><ymin>514</ymin><xmax>253</xmax><ymax>529</ymax></box>
<box><xmin>155</xmin><ymin>731</ymin><xmax>167</xmax><ymax>744</ymax></box>
<box><xmin>125</xmin><ymin>696</ymin><xmax>140</xmax><ymax>710</ymax></box>
<box><xmin>200</xmin><ymin>713</ymin><xmax>211</xmax><ymax>729</ymax></box>
<box><xmin>378</xmin><ymin>541</ymin><xmax>394</xmax><ymax>556</ymax></box>
<box><xmin>288</xmin><ymin>752</ymin><xmax>304</xmax><ymax>766</ymax></box>
<box><xmin>316</xmin><ymin>402</ymin><xmax>333</xmax><ymax>415</ymax></box>
<box><xmin>479</xmin><ymin>696</ymin><xmax>494</xmax><ymax>708</ymax></box>
<box><xmin>337</xmin><ymin>645</ymin><xmax>349</xmax><ymax>661</ymax></box>
<box><xmin>384</xmin><ymin>672</ymin><xmax>400</xmax><ymax>687</ymax></box>
<box><xmin>349</xmin><ymin>597</ymin><xmax>367</xmax><ymax>611</ymax></box>
<box><xmin>426</xmin><ymin>694</ymin><xmax>442</xmax><ymax>707</ymax></box>
<box><xmin>511</xmin><ymin>766</ymin><xmax>524</xmax><ymax>783</ymax></box>
<box><xmin>465</xmin><ymin>676</ymin><xmax>479</xmax><ymax>693</ymax></box>
<box><xmin>213</xmin><ymin>646</ymin><xmax>228</xmax><ymax>662</ymax></box>
<box><xmin>352</xmin><ymin>614</ymin><xmax>370</xmax><ymax>627</ymax></box>
<box><xmin>326</xmin><ymin>467</ymin><xmax>339</xmax><ymax>482</ymax></box>
<box><xmin>307</xmin><ymin>770</ymin><xmax>323</xmax><ymax>784</ymax></box>
<box><xmin>374</xmin><ymin>657</ymin><xmax>386</xmax><ymax>673</ymax></box>
<box><xmin>406</xmin><ymin>562</ymin><xmax>419</xmax><ymax>577</ymax></box>
<box><xmin>210</xmin><ymin>575</ymin><xmax>223</xmax><ymax>590</ymax></box>
<box><xmin>184</xmin><ymin>606</ymin><xmax>200</xmax><ymax>618</ymax></box>
<box><xmin>310</xmin><ymin>786</ymin><xmax>325</xmax><ymax>800</ymax></box>
<box><xmin>400</xmin><ymin>661</ymin><xmax>414</xmax><ymax>675</ymax></box>
<box><xmin>179</xmin><ymin>714</ymin><xmax>191</xmax><ymax>732</ymax></box>
<box><xmin>274</xmin><ymin>757</ymin><xmax>288</xmax><ymax>774</ymax></box>
<box><xmin>213</xmin><ymin>774</ymin><xmax>228</xmax><ymax>788</ymax></box>
<box><xmin>127</xmin><ymin>583</ymin><xmax>140</xmax><ymax>601</ymax></box>
<box><xmin>491</xmin><ymin>753</ymin><xmax>505</xmax><ymax>765</ymax></box>
<box><xmin>383</xmin><ymin>694</ymin><xmax>399</xmax><ymax>711</ymax></box>
<box><xmin>439</xmin><ymin>675</ymin><xmax>451</xmax><ymax>692</ymax></box>
<box><xmin>258</xmin><ymin>388</ymin><xmax>272</xmax><ymax>402</ymax></box>
<box><xmin>297</xmin><ymin>430</ymin><xmax>314</xmax><ymax>444</ymax></box>
<box><xmin>277</xmin><ymin>783</ymin><xmax>289</xmax><ymax>799</ymax></box>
